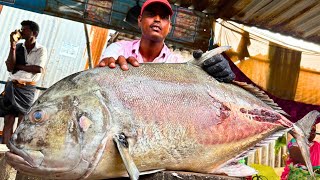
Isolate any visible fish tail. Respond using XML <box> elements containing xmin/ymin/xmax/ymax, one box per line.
<box><xmin>291</xmin><ymin>110</ymin><xmax>320</xmax><ymax>179</ymax></box>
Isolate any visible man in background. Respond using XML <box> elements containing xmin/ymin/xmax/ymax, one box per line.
<box><xmin>0</xmin><ymin>20</ymin><xmax>47</xmax><ymax>144</ymax></box>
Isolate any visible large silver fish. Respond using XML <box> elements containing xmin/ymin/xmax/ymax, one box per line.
<box><xmin>5</xmin><ymin>48</ymin><xmax>319</xmax><ymax>179</ymax></box>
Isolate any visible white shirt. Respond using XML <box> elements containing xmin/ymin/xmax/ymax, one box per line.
<box><xmin>9</xmin><ymin>42</ymin><xmax>47</xmax><ymax>83</ymax></box>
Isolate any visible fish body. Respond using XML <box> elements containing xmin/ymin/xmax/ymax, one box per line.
<box><xmin>5</xmin><ymin>63</ymin><xmax>318</xmax><ymax>179</ymax></box>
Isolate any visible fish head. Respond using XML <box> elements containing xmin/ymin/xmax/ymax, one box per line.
<box><xmin>6</xmin><ymin>73</ymin><xmax>111</xmax><ymax>179</ymax></box>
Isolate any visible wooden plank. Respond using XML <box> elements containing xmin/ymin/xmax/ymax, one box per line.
<box><xmin>269</xmin><ymin>141</ymin><xmax>275</xmax><ymax>168</ymax></box>
<box><xmin>138</xmin><ymin>171</ymin><xmax>244</xmax><ymax>180</ymax></box>
<box><xmin>261</xmin><ymin>145</ymin><xmax>268</xmax><ymax>165</ymax></box>
<box><xmin>15</xmin><ymin>172</ymin><xmax>42</xmax><ymax>180</ymax></box>
<box><xmin>15</xmin><ymin>171</ymin><xmax>244</xmax><ymax>180</ymax></box>
<box><xmin>247</xmin><ymin>153</ymin><xmax>255</xmax><ymax>165</ymax></box>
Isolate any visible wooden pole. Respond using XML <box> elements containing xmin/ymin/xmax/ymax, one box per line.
<box><xmin>84</xmin><ymin>24</ymin><xmax>93</xmax><ymax>69</ymax></box>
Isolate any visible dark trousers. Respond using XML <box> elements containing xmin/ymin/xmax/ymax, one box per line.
<box><xmin>0</xmin><ymin>81</ymin><xmax>36</xmax><ymax>117</ymax></box>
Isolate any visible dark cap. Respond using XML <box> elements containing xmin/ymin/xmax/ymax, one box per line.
<box><xmin>140</xmin><ymin>0</ymin><xmax>173</xmax><ymax>16</ymax></box>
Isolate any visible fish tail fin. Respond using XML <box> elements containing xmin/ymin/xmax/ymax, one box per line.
<box><xmin>294</xmin><ymin>110</ymin><xmax>320</xmax><ymax>138</ymax></box>
<box><xmin>188</xmin><ymin>46</ymin><xmax>231</xmax><ymax>66</ymax></box>
<box><xmin>291</xmin><ymin>110</ymin><xmax>320</xmax><ymax>179</ymax></box>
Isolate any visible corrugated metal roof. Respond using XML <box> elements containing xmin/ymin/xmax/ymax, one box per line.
<box><xmin>0</xmin><ymin>6</ymin><xmax>89</xmax><ymax>91</ymax></box>
<box><xmin>1</xmin><ymin>0</ymin><xmax>319</xmax><ymax>49</ymax></box>
<box><xmin>204</xmin><ymin>0</ymin><xmax>320</xmax><ymax>45</ymax></box>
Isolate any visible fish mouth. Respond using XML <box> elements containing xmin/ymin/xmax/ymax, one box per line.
<box><xmin>5</xmin><ymin>142</ymin><xmax>80</xmax><ymax>179</ymax></box>
<box><xmin>6</xmin><ymin>142</ymin><xmax>73</xmax><ymax>176</ymax></box>
<box><xmin>6</xmin><ymin>141</ymin><xmax>44</xmax><ymax>168</ymax></box>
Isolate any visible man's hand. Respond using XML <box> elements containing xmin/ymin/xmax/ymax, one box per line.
<box><xmin>10</xmin><ymin>30</ymin><xmax>20</xmax><ymax>47</ymax></box>
<box><xmin>6</xmin><ymin>30</ymin><xmax>20</xmax><ymax>72</ymax></box>
<box><xmin>193</xmin><ymin>50</ymin><xmax>235</xmax><ymax>83</ymax></box>
<box><xmin>98</xmin><ymin>56</ymin><xmax>140</xmax><ymax>71</ymax></box>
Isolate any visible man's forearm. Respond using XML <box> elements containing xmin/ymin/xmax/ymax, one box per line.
<box><xmin>15</xmin><ymin>64</ymin><xmax>42</xmax><ymax>74</ymax></box>
<box><xmin>6</xmin><ymin>47</ymin><xmax>17</xmax><ymax>72</ymax></box>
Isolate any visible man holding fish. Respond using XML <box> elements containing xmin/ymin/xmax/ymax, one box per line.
<box><xmin>98</xmin><ymin>0</ymin><xmax>235</xmax><ymax>82</ymax></box>
<box><xmin>3</xmin><ymin>1</ymin><xmax>319</xmax><ymax>180</ymax></box>
<box><xmin>6</xmin><ymin>0</ymin><xmax>320</xmax><ymax>180</ymax></box>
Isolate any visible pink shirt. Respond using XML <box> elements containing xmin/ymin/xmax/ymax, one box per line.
<box><xmin>100</xmin><ymin>40</ymin><xmax>185</xmax><ymax>63</ymax></box>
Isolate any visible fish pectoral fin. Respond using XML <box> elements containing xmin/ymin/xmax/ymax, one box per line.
<box><xmin>113</xmin><ymin>133</ymin><xmax>140</xmax><ymax>180</ymax></box>
<box><xmin>213</xmin><ymin>162</ymin><xmax>257</xmax><ymax>177</ymax></box>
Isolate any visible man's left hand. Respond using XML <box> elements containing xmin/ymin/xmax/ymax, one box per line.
<box><xmin>193</xmin><ymin>50</ymin><xmax>235</xmax><ymax>83</ymax></box>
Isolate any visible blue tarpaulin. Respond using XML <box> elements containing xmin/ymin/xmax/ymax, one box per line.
<box><xmin>0</xmin><ymin>0</ymin><xmax>46</xmax><ymax>13</ymax></box>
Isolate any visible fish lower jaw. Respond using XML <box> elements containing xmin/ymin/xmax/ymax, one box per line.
<box><xmin>5</xmin><ymin>150</ymin><xmax>77</xmax><ymax>179</ymax></box>
<box><xmin>7</xmin><ymin>141</ymin><xmax>44</xmax><ymax>168</ymax></box>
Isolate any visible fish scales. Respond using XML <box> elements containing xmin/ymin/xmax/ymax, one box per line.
<box><xmin>5</xmin><ymin>63</ymin><xmax>308</xmax><ymax>179</ymax></box>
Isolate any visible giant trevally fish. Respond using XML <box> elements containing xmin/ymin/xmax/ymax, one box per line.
<box><xmin>5</xmin><ymin>47</ymin><xmax>319</xmax><ymax>179</ymax></box>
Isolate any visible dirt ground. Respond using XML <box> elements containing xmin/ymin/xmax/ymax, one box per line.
<box><xmin>0</xmin><ymin>154</ymin><xmax>16</xmax><ymax>180</ymax></box>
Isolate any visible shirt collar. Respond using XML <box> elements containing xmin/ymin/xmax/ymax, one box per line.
<box><xmin>22</xmin><ymin>41</ymin><xmax>41</xmax><ymax>51</ymax></box>
<box><xmin>132</xmin><ymin>39</ymin><xmax>167</xmax><ymax>59</ymax></box>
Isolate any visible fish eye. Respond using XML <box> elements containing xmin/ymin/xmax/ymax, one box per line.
<box><xmin>30</xmin><ymin>110</ymin><xmax>47</xmax><ymax>123</ymax></box>
<box><xmin>34</xmin><ymin>111</ymin><xmax>43</xmax><ymax>121</ymax></box>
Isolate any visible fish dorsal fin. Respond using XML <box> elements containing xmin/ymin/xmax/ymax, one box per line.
<box><xmin>113</xmin><ymin>133</ymin><xmax>140</xmax><ymax>180</ymax></box>
<box><xmin>232</xmin><ymin>80</ymin><xmax>289</xmax><ymax>116</ymax></box>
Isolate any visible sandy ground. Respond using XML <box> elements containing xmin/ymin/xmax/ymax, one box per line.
<box><xmin>0</xmin><ymin>154</ymin><xmax>16</xmax><ymax>180</ymax></box>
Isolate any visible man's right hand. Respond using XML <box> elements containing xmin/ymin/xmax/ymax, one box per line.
<box><xmin>98</xmin><ymin>56</ymin><xmax>140</xmax><ymax>71</ymax></box>
<box><xmin>9</xmin><ymin>30</ymin><xmax>19</xmax><ymax>47</ymax></box>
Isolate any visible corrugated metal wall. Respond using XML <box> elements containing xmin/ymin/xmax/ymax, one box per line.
<box><xmin>0</xmin><ymin>6</ymin><xmax>91</xmax><ymax>131</ymax></box>
<box><xmin>0</xmin><ymin>6</ymin><xmax>89</xmax><ymax>91</ymax></box>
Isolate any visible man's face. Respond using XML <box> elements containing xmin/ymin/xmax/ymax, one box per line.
<box><xmin>138</xmin><ymin>3</ymin><xmax>171</xmax><ymax>42</ymax></box>
<box><xmin>20</xmin><ymin>25</ymin><xmax>36</xmax><ymax>40</ymax></box>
